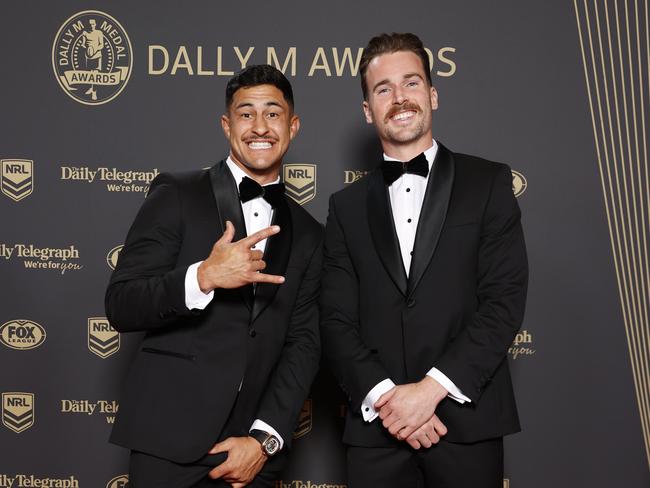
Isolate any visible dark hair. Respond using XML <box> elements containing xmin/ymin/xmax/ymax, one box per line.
<box><xmin>359</xmin><ymin>33</ymin><xmax>432</xmax><ymax>100</ymax></box>
<box><xmin>225</xmin><ymin>65</ymin><xmax>294</xmax><ymax>110</ymax></box>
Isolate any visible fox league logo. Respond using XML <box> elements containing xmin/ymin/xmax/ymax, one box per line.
<box><xmin>52</xmin><ymin>10</ymin><xmax>132</xmax><ymax>105</ymax></box>
<box><xmin>107</xmin><ymin>245</ymin><xmax>123</xmax><ymax>270</ymax></box>
<box><xmin>511</xmin><ymin>170</ymin><xmax>527</xmax><ymax>198</ymax></box>
<box><xmin>283</xmin><ymin>164</ymin><xmax>316</xmax><ymax>205</ymax></box>
<box><xmin>1</xmin><ymin>159</ymin><xmax>33</xmax><ymax>202</ymax></box>
<box><xmin>106</xmin><ymin>475</ymin><xmax>129</xmax><ymax>488</ymax></box>
<box><xmin>88</xmin><ymin>317</ymin><xmax>120</xmax><ymax>359</ymax></box>
<box><xmin>0</xmin><ymin>320</ymin><xmax>46</xmax><ymax>350</ymax></box>
<box><xmin>2</xmin><ymin>392</ymin><xmax>35</xmax><ymax>433</ymax></box>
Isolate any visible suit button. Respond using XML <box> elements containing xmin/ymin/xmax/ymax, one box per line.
<box><xmin>407</xmin><ymin>298</ymin><xmax>416</xmax><ymax>308</ymax></box>
<box><xmin>249</xmin><ymin>329</ymin><xmax>257</xmax><ymax>338</ymax></box>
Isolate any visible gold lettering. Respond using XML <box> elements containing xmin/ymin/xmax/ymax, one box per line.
<box><xmin>437</xmin><ymin>47</ymin><xmax>456</xmax><ymax>77</ymax></box>
<box><xmin>267</xmin><ymin>47</ymin><xmax>297</xmax><ymax>76</ymax></box>
<box><xmin>196</xmin><ymin>46</ymin><xmax>214</xmax><ymax>75</ymax></box>
<box><xmin>308</xmin><ymin>47</ymin><xmax>331</xmax><ymax>77</ymax></box>
<box><xmin>148</xmin><ymin>45</ymin><xmax>169</xmax><ymax>75</ymax></box>
<box><xmin>234</xmin><ymin>46</ymin><xmax>255</xmax><ymax>69</ymax></box>
<box><xmin>217</xmin><ymin>46</ymin><xmax>234</xmax><ymax>75</ymax></box>
<box><xmin>171</xmin><ymin>46</ymin><xmax>194</xmax><ymax>75</ymax></box>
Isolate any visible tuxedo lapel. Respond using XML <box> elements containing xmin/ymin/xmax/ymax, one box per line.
<box><xmin>367</xmin><ymin>169</ymin><xmax>408</xmax><ymax>296</ymax></box>
<box><xmin>209</xmin><ymin>160</ymin><xmax>254</xmax><ymax>311</ymax></box>
<box><xmin>407</xmin><ymin>144</ymin><xmax>455</xmax><ymax>297</ymax></box>
<box><xmin>252</xmin><ymin>196</ymin><xmax>292</xmax><ymax>322</ymax></box>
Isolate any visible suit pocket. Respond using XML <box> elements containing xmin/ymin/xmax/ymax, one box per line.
<box><xmin>141</xmin><ymin>347</ymin><xmax>196</xmax><ymax>361</ymax></box>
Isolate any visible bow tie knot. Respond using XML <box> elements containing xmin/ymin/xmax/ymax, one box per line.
<box><xmin>381</xmin><ymin>152</ymin><xmax>429</xmax><ymax>185</ymax></box>
<box><xmin>238</xmin><ymin>176</ymin><xmax>285</xmax><ymax>208</ymax></box>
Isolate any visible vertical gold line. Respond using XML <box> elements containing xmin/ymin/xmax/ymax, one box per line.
<box><xmin>615</xmin><ymin>0</ymin><xmax>650</xmax><ymax>446</ymax></box>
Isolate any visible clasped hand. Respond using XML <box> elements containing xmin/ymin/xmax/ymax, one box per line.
<box><xmin>208</xmin><ymin>436</ymin><xmax>267</xmax><ymax>487</ymax></box>
<box><xmin>198</xmin><ymin>221</ymin><xmax>285</xmax><ymax>292</ymax></box>
<box><xmin>374</xmin><ymin>376</ymin><xmax>449</xmax><ymax>449</ymax></box>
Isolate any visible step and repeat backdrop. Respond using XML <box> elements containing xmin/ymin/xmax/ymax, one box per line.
<box><xmin>2</xmin><ymin>1</ymin><xmax>650</xmax><ymax>487</ymax></box>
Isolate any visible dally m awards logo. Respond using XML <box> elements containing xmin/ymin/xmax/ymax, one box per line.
<box><xmin>88</xmin><ymin>317</ymin><xmax>120</xmax><ymax>358</ymax></box>
<box><xmin>2</xmin><ymin>392</ymin><xmax>34</xmax><ymax>433</ymax></box>
<box><xmin>106</xmin><ymin>475</ymin><xmax>129</xmax><ymax>488</ymax></box>
<box><xmin>1</xmin><ymin>160</ymin><xmax>33</xmax><ymax>202</ymax></box>
<box><xmin>107</xmin><ymin>245</ymin><xmax>123</xmax><ymax>270</ymax></box>
<box><xmin>293</xmin><ymin>399</ymin><xmax>312</xmax><ymax>439</ymax></box>
<box><xmin>52</xmin><ymin>11</ymin><xmax>132</xmax><ymax>105</ymax></box>
<box><xmin>283</xmin><ymin>164</ymin><xmax>316</xmax><ymax>205</ymax></box>
<box><xmin>511</xmin><ymin>170</ymin><xmax>527</xmax><ymax>198</ymax></box>
<box><xmin>0</xmin><ymin>320</ymin><xmax>46</xmax><ymax>351</ymax></box>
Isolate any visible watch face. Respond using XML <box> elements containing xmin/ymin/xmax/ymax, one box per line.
<box><xmin>264</xmin><ymin>436</ymin><xmax>280</xmax><ymax>456</ymax></box>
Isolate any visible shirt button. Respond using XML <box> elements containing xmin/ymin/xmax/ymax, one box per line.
<box><xmin>364</xmin><ymin>407</ymin><xmax>369</xmax><ymax>412</ymax></box>
<box><xmin>407</xmin><ymin>298</ymin><xmax>416</xmax><ymax>308</ymax></box>
<box><xmin>249</xmin><ymin>329</ymin><xmax>257</xmax><ymax>338</ymax></box>
<box><xmin>406</xmin><ymin>188</ymin><xmax>411</xmax><ymax>192</ymax></box>
<box><xmin>407</xmin><ymin>218</ymin><xmax>412</xmax><ymax>223</ymax></box>
<box><xmin>254</xmin><ymin>212</ymin><xmax>259</xmax><ymax>217</ymax></box>
<box><xmin>410</xmin><ymin>251</ymin><xmax>413</xmax><ymax>255</ymax></box>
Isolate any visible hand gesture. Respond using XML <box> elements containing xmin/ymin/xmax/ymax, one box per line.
<box><xmin>404</xmin><ymin>414</ymin><xmax>448</xmax><ymax>449</ymax></box>
<box><xmin>207</xmin><ymin>436</ymin><xmax>267</xmax><ymax>487</ymax></box>
<box><xmin>197</xmin><ymin>221</ymin><xmax>285</xmax><ymax>292</ymax></box>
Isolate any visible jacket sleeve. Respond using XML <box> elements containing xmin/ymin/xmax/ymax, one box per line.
<box><xmin>435</xmin><ymin>164</ymin><xmax>529</xmax><ymax>403</ymax></box>
<box><xmin>254</xmin><ymin>232</ymin><xmax>323</xmax><ymax>446</ymax></box>
<box><xmin>320</xmin><ymin>195</ymin><xmax>392</xmax><ymax>412</ymax></box>
<box><xmin>105</xmin><ymin>173</ymin><xmax>197</xmax><ymax>333</ymax></box>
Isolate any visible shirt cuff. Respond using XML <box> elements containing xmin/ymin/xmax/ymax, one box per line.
<box><xmin>426</xmin><ymin>367</ymin><xmax>471</xmax><ymax>404</ymax></box>
<box><xmin>250</xmin><ymin>419</ymin><xmax>284</xmax><ymax>450</ymax></box>
<box><xmin>361</xmin><ymin>378</ymin><xmax>396</xmax><ymax>422</ymax></box>
<box><xmin>184</xmin><ymin>261</ymin><xmax>214</xmax><ymax>310</ymax></box>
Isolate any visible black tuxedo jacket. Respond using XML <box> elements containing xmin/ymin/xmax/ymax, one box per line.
<box><xmin>321</xmin><ymin>143</ymin><xmax>528</xmax><ymax>446</ymax></box>
<box><xmin>106</xmin><ymin>160</ymin><xmax>322</xmax><ymax>463</ymax></box>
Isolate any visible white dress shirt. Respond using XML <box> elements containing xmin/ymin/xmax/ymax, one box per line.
<box><xmin>184</xmin><ymin>157</ymin><xmax>284</xmax><ymax>447</ymax></box>
<box><xmin>361</xmin><ymin>140</ymin><xmax>471</xmax><ymax>423</ymax></box>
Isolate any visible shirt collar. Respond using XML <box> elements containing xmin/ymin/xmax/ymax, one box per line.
<box><xmin>383</xmin><ymin>139</ymin><xmax>438</xmax><ymax>170</ymax></box>
<box><xmin>225</xmin><ymin>156</ymin><xmax>281</xmax><ymax>187</ymax></box>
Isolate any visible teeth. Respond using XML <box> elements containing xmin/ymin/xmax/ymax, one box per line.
<box><xmin>392</xmin><ymin>111</ymin><xmax>415</xmax><ymax>121</ymax></box>
<box><xmin>248</xmin><ymin>141</ymin><xmax>272</xmax><ymax>149</ymax></box>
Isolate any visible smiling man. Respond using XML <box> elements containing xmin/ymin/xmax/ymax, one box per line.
<box><xmin>321</xmin><ymin>33</ymin><xmax>528</xmax><ymax>487</ymax></box>
<box><xmin>106</xmin><ymin>65</ymin><xmax>322</xmax><ymax>487</ymax></box>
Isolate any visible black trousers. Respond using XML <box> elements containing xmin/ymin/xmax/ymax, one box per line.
<box><xmin>127</xmin><ymin>449</ymin><xmax>287</xmax><ymax>488</ymax></box>
<box><xmin>346</xmin><ymin>438</ymin><xmax>503</xmax><ymax>488</ymax></box>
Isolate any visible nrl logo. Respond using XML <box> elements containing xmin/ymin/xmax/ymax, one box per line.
<box><xmin>106</xmin><ymin>475</ymin><xmax>129</xmax><ymax>488</ymax></box>
<box><xmin>1</xmin><ymin>160</ymin><xmax>33</xmax><ymax>202</ymax></box>
<box><xmin>283</xmin><ymin>164</ymin><xmax>316</xmax><ymax>205</ymax></box>
<box><xmin>88</xmin><ymin>317</ymin><xmax>120</xmax><ymax>359</ymax></box>
<box><xmin>106</xmin><ymin>245</ymin><xmax>123</xmax><ymax>270</ymax></box>
<box><xmin>2</xmin><ymin>392</ymin><xmax>35</xmax><ymax>433</ymax></box>
<box><xmin>511</xmin><ymin>170</ymin><xmax>527</xmax><ymax>198</ymax></box>
<box><xmin>292</xmin><ymin>399</ymin><xmax>312</xmax><ymax>439</ymax></box>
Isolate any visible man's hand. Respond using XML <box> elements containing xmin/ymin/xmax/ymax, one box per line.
<box><xmin>375</xmin><ymin>376</ymin><xmax>448</xmax><ymax>441</ymax></box>
<box><xmin>208</xmin><ymin>436</ymin><xmax>268</xmax><ymax>487</ymax></box>
<box><xmin>197</xmin><ymin>221</ymin><xmax>285</xmax><ymax>292</ymax></box>
<box><xmin>404</xmin><ymin>414</ymin><xmax>448</xmax><ymax>449</ymax></box>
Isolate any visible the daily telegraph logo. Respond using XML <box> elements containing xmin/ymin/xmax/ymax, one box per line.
<box><xmin>283</xmin><ymin>164</ymin><xmax>316</xmax><ymax>205</ymax></box>
<box><xmin>52</xmin><ymin>11</ymin><xmax>132</xmax><ymax>105</ymax></box>
<box><xmin>343</xmin><ymin>170</ymin><xmax>370</xmax><ymax>185</ymax></box>
<box><xmin>88</xmin><ymin>317</ymin><xmax>120</xmax><ymax>358</ymax></box>
<box><xmin>293</xmin><ymin>399</ymin><xmax>312</xmax><ymax>439</ymax></box>
<box><xmin>511</xmin><ymin>170</ymin><xmax>527</xmax><ymax>198</ymax></box>
<box><xmin>0</xmin><ymin>320</ymin><xmax>46</xmax><ymax>351</ymax></box>
<box><xmin>1</xmin><ymin>160</ymin><xmax>33</xmax><ymax>202</ymax></box>
<box><xmin>61</xmin><ymin>398</ymin><xmax>118</xmax><ymax>424</ymax></box>
<box><xmin>106</xmin><ymin>475</ymin><xmax>129</xmax><ymax>488</ymax></box>
<box><xmin>0</xmin><ymin>244</ymin><xmax>82</xmax><ymax>274</ymax></box>
<box><xmin>61</xmin><ymin>166</ymin><xmax>159</xmax><ymax>193</ymax></box>
<box><xmin>0</xmin><ymin>475</ymin><xmax>79</xmax><ymax>487</ymax></box>
<box><xmin>508</xmin><ymin>329</ymin><xmax>535</xmax><ymax>360</ymax></box>
<box><xmin>2</xmin><ymin>392</ymin><xmax>34</xmax><ymax>434</ymax></box>
<box><xmin>107</xmin><ymin>245</ymin><xmax>123</xmax><ymax>270</ymax></box>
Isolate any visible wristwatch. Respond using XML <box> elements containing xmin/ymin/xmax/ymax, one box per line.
<box><xmin>249</xmin><ymin>429</ymin><xmax>281</xmax><ymax>457</ymax></box>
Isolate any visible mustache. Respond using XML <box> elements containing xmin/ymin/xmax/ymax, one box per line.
<box><xmin>384</xmin><ymin>103</ymin><xmax>421</xmax><ymax>122</ymax></box>
<box><xmin>243</xmin><ymin>137</ymin><xmax>278</xmax><ymax>143</ymax></box>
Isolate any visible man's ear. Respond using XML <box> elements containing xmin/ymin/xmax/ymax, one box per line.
<box><xmin>220</xmin><ymin>113</ymin><xmax>231</xmax><ymax>138</ymax></box>
<box><xmin>430</xmin><ymin>86</ymin><xmax>438</xmax><ymax>111</ymax></box>
<box><xmin>362</xmin><ymin>100</ymin><xmax>374</xmax><ymax>124</ymax></box>
<box><xmin>289</xmin><ymin>114</ymin><xmax>300</xmax><ymax>140</ymax></box>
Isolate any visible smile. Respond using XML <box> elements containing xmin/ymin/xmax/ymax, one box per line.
<box><xmin>247</xmin><ymin>141</ymin><xmax>274</xmax><ymax>150</ymax></box>
<box><xmin>390</xmin><ymin>110</ymin><xmax>417</xmax><ymax>121</ymax></box>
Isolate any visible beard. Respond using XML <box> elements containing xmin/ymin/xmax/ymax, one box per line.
<box><xmin>380</xmin><ymin>102</ymin><xmax>429</xmax><ymax>145</ymax></box>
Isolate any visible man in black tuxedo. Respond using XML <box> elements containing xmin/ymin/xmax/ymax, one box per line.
<box><xmin>106</xmin><ymin>65</ymin><xmax>322</xmax><ymax>488</ymax></box>
<box><xmin>320</xmin><ymin>33</ymin><xmax>528</xmax><ymax>487</ymax></box>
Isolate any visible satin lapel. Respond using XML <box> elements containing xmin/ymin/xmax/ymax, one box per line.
<box><xmin>407</xmin><ymin>144</ymin><xmax>455</xmax><ymax>297</ymax></box>
<box><xmin>209</xmin><ymin>160</ymin><xmax>253</xmax><ymax>311</ymax></box>
<box><xmin>367</xmin><ymin>169</ymin><xmax>408</xmax><ymax>296</ymax></box>
<box><xmin>252</xmin><ymin>197</ymin><xmax>292</xmax><ymax>322</ymax></box>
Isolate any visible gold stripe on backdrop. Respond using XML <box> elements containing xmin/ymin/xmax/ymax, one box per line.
<box><xmin>575</xmin><ymin>0</ymin><xmax>650</xmax><ymax>468</ymax></box>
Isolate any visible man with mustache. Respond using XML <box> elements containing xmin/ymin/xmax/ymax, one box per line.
<box><xmin>321</xmin><ymin>33</ymin><xmax>528</xmax><ymax>487</ymax></box>
<box><xmin>106</xmin><ymin>65</ymin><xmax>322</xmax><ymax>487</ymax></box>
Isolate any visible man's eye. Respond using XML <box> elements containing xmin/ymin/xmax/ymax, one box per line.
<box><xmin>241</xmin><ymin>113</ymin><xmax>252</xmax><ymax>119</ymax></box>
<box><xmin>407</xmin><ymin>81</ymin><xmax>419</xmax><ymax>87</ymax></box>
<box><xmin>377</xmin><ymin>87</ymin><xmax>389</xmax><ymax>94</ymax></box>
<box><xmin>267</xmin><ymin>112</ymin><xmax>279</xmax><ymax>118</ymax></box>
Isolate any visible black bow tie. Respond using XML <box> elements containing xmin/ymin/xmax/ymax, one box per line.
<box><xmin>238</xmin><ymin>176</ymin><xmax>285</xmax><ymax>208</ymax></box>
<box><xmin>381</xmin><ymin>153</ymin><xmax>429</xmax><ymax>185</ymax></box>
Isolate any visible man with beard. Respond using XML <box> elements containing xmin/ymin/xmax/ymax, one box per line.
<box><xmin>321</xmin><ymin>33</ymin><xmax>528</xmax><ymax>487</ymax></box>
<box><xmin>106</xmin><ymin>65</ymin><xmax>322</xmax><ymax>487</ymax></box>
